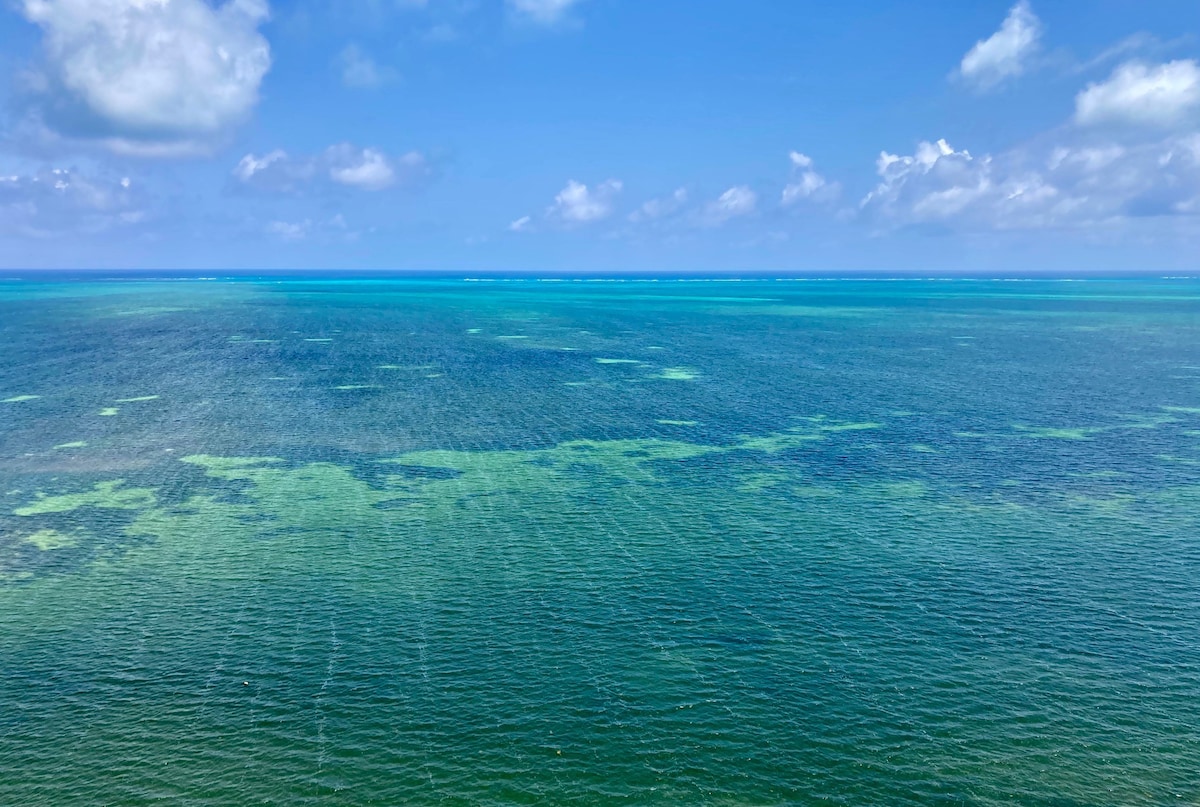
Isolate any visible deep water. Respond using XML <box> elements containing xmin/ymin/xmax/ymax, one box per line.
<box><xmin>1</xmin><ymin>277</ymin><xmax>1199</xmax><ymax>805</ymax></box>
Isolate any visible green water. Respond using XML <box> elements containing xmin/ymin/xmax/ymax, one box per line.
<box><xmin>1</xmin><ymin>277</ymin><xmax>1199</xmax><ymax>804</ymax></box>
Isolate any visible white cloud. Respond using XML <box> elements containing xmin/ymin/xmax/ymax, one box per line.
<box><xmin>507</xmin><ymin>0</ymin><xmax>583</xmax><ymax>25</ymax></box>
<box><xmin>233</xmin><ymin>145</ymin><xmax>428</xmax><ymax>193</ymax></box>
<box><xmin>1075</xmin><ymin>60</ymin><xmax>1200</xmax><ymax>129</ymax></box>
<box><xmin>547</xmin><ymin>179</ymin><xmax>622</xmax><ymax>223</ymax></box>
<box><xmin>860</xmin><ymin>134</ymin><xmax>1200</xmax><ymax>230</ymax></box>
<box><xmin>629</xmin><ymin>188</ymin><xmax>688</xmax><ymax>222</ymax></box>
<box><xmin>958</xmin><ymin>1</ymin><xmax>1041</xmax><ymax>90</ymax></box>
<box><xmin>0</xmin><ymin>167</ymin><xmax>146</xmax><ymax>237</ymax></box>
<box><xmin>337</xmin><ymin>44</ymin><xmax>397</xmax><ymax>89</ymax></box>
<box><xmin>781</xmin><ymin>151</ymin><xmax>838</xmax><ymax>205</ymax></box>
<box><xmin>265</xmin><ymin>214</ymin><xmax>364</xmax><ymax>242</ymax></box>
<box><xmin>705</xmin><ymin>186</ymin><xmax>757</xmax><ymax>225</ymax></box>
<box><xmin>509</xmin><ymin>215</ymin><xmax>532</xmax><ymax>232</ymax></box>
<box><xmin>326</xmin><ymin>145</ymin><xmax>398</xmax><ymax>190</ymax></box>
<box><xmin>18</xmin><ymin>0</ymin><xmax>271</xmax><ymax>155</ymax></box>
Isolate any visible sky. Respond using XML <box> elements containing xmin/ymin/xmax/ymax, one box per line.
<box><xmin>0</xmin><ymin>0</ymin><xmax>1198</xmax><ymax>273</ymax></box>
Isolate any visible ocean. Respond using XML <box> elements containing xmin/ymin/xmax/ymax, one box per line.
<box><xmin>1</xmin><ymin>276</ymin><xmax>1198</xmax><ymax>804</ymax></box>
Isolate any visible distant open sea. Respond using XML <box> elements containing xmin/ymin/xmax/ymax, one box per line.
<box><xmin>2</xmin><ymin>276</ymin><xmax>1198</xmax><ymax>805</ymax></box>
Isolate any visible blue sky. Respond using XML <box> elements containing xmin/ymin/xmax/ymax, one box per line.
<box><xmin>0</xmin><ymin>0</ymin><xmax>1198</xmax><ymax>272</ymax></box>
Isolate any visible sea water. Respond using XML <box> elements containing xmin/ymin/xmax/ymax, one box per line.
<box><xmin>1</xmin><ymin>276</ymin><xmax>1198</xmax><ymax>804</ymax></box>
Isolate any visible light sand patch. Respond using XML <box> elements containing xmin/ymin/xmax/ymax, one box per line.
<box><xmin>22</xmin><ymin>529</ymin><xmax>79</xmax><ymax>551</ymax></box>
<box><xmin>14</xmin><ymin>480</ymin><xmax>156</xmax><ymax>516</ymax></box>
<box><xmin>655</xmin><ymin>367</ymin><xmax>699</xmax><ymax>381</ymax></box>
<box><xmin>1013</xmin><ymin>425</ymin><xmax>1102</xmax><ymax>440</ymax></box>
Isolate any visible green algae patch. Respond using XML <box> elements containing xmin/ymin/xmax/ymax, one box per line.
<box><xmin>862</xmin><ymin>481</ymin><xmax>928</xmax><ymax>499</ymax></box>
<box><xmin>99</xmin><ymin>408</ymin><xmax>119</xmax><ymax>417</ymax></box>
<box><xmin>182</xmin><ymin>455</ymin><xmax>285</xmax><ymax>472</ymax></box>
<box><xmin>53</xmin><ymin>441</ymin><xmax>88</xmax><ymax>450</ymax></box>
<box><xmin>792</xmin><ymin>485</ymin><xmax>839</xmax><ymax>499</ymax></box>
<box><xmin>736</xmin><ymin>473</ymin><xmax>787</xmax><ymax>493</ymax></box>
<box><xmin>1063</xmin><ymin>494</ymin><xmax>1136</xmax><ymax>516</ymax></box>
<box><xmin>818</xmin><ymin>421</ymin><xmax>881</xmax><ymax>433</ymax></box>
<box><xmin>1012</xmin><ymin>425</ymin><xmax>1103</xmax><ymax>440</ymax></box>
<box><xmin>2</xmin><ymin>395</ymin><xmax>40</xmax><ymax>403</ymax></box>
<box><xmin>657</xmin><ymin>420</ymin><xmax>699</xmax><ymax>426</ymax></box>
<box><xmin>1158</xmin><ymin>454</ymin><xmax>1200</xmax><ymax>467</ymax></box>
<box><xmin>15</xmin><ymin>481</ymin><xmax>156</xmax><ymax>516</ymax></box>
<box><xmin>115</xmin><ymin>396</ymin><xmax>160</xmax><ymax>403</ymax></box>
<box><xmin>22</xmin><ymin>529</ymin><xmax>79</xmax><ymax>551</ymax></box>
<box><xmin>736</xmin><ymin>421</ymin><xmax>880</xmax><ymax>454</ymax></box>
<box><xmin>112</xmin><ymin>306</ymin><xmax>192</xmax><ymax>317</ymax></box>
<box><xmin>655</xmin><ymin>367</ymin><xmax>699</xmax><ymax>381</ymax></box>
<box><xmin>596</xmin><ymin>359</ymin><xmax>642</xmax><ymax>365</ymax></box>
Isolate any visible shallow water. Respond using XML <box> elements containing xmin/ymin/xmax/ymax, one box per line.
<box><xmin>2</xmin><ymin>277</ymin><xmax>1199</xmax><ymax>805</ymax></box>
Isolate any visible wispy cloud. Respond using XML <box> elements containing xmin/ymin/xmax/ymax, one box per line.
<box><xmin>0</xmin><ymin>167</ymin><xmax>146</xmax><ymax>237</ymax></box>
<box><xmin>233</xmin><ymin>144</ymin><xmax>430</xmax><ymax>193</ymax></box>
<box><xmin>337</xmin><ymin>44</ymin><xmax>399</xmax><ymax>89</ymax></box>
<box><xmin>957</xmin><ymin>1</ymin><xmax>1042</xmax><ymax>90</ymax></box>
<box><xmin>704</xmin><ymin>186</ymin><xmax>757</xmax><ymax>225</ymax></box>
<box><xmin>507</xmin><ymin>0</ymin><xmax>585</xmax><ymax>26</ymax></box>
<box><xmin>1075</xmin><ymin>60</ymin><xmax>1200</xmax><ymax>129</ymax></box>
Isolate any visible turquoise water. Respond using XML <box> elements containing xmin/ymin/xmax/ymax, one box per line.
<box><xmin>1</xmin><ymin>277</ymin><xmax>1199</xmax><ymax>805</ymax></box>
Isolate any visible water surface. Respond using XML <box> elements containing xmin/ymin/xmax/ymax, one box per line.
<box><xmin>2</xmin><ymin>277</ymin><xmax>1199</xmax><ymax>804</ymax></box>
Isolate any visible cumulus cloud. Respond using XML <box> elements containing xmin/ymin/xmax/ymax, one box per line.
<box><xmin>0</xmin><ymin>167</ymin><xmax>146</xmax><ymax>237</ymax></box>
<box><xmin>233</xmin><ymin>145</ymin><xmax>429</xmax><ymax>193</ymax></box>
<box><xmin>18</xmin><ymin>0</ymin><xmax>272</xmax><ymax>155</ymax></box>
<box><xmin>1075</xmin><ymin>60</ymin><xmax>1200</xmax><ymax>129</ymax></box>
<box><xmin>958</xmin><ymin>1</ymin><xmax>1042</xmax><ymax>90</ymax></box>
<box><xmin>507</xmin><ymin>0</ymin><xmax>584</xmax><ymax>25</ymax></box>
<box><xmin>509</xmin><ymin>215</ymin><xmax>533</xmax><ymax>232</ymax></box>
<box><xmin>704</xmin><ymin>185</ymin><xmax>757</xmax><ymax>225</ymax></box>
<box><xmin>547</xmin><ymin>179</ymin><xmax>622</xmax><ymax>223</ymax></box>
<box><xmin>781</xmin><ymin>151</ymin><xmax>839</xmax><ymax>205</ymax></box>
<box><xmin>860</xmin><ymin>135</ymin><xmax>1200</xmax><ymax>229</ymax></box>
<box><xmin>337</xmin><ymin>44</ymin><xmax>397</xmax><ymax>89</ymax></box>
